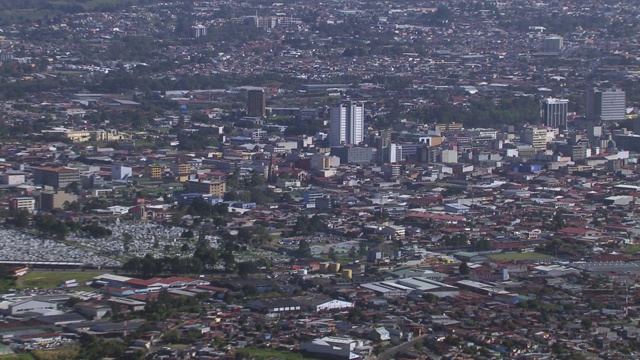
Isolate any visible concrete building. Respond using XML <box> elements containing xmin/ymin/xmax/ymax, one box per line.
<box><xmin>246</xmin><ymin>89</ymin><xmax>266</xmax><ymax>117</ymax></box>
<box><xmin>184</xmin><ymin>179</ymin><xmax>226</xmax><ymax>197</ymax></box>
<box><xmin>6</xmin><ymin>299</ymin><xmax>56</xmax><ymax>316</ymax></box>
<box><xmin>311</xmin><ymin>153</ymin><xmax>340</xmax><ymax>170</ymax></box>
<box><xmin>362</xmin><ymin>277</ymin><xmax>459</xmax><ymax>298</ymax></box>
<box><xmin>586</xmin><ymin>88</ymin><xmax>626</xmax><ymax>122</ymax></box>
<box><xmin>111</xmin><ymin>164</ymin><xmax>133</xmax><ymax>181</ymax></box>
<box><xmin>147</xmin><ymin>165</ymin><xmax>162</xmax><ymax>179</ymax></box>
<box><xmin>301</xmin><ymin>337</ymin><xmax>371</xmax><ymax>360</ymax></box>
<box><xmin>32</xmin><ymin>167</ymin><xmax>80</xmax><ymax>189</ymax></box>
<box><xmin>417</xmin><ymin>146</ymin><xmax>441</xmax><ymax>164</ymax></box>
<box><xmin>330</xmin><ymin>146</ymin><xmax>373</xmax><ymax>164</ymax></box>
<box><xmin>191</xmin><ymin>24</ymin><xmax>207</xmax><ymax>38</ymax></box>
<box><xmin>386</xmin><ymin>143</ymin><xmax>402</xmax><ymax>163</ymax></box>
<box><xmin>543</xmin><ymin>35</ymin><xmax>563</xmax><ymax>52</ymax></box>
<box><xmin>522</xmin><ymin>127</ymin><xmax>549</xmax><ymax>151</ymax></box>
<box><xmin>170</xmin><ymin>163</ymin><xmax>191</xmax><ymax>182</ymax></box>
<box><xmin>440</xmin><ymin>149</ymin><xmax>458</xmax><ymax>163</ymax></box>
<box><xmin>39</xmin><ymin>191</ymin><xmax>78</xmax><ymax>211</ymax></box>
<box><xmin>10</xmin><ymin>197</ymin><xmax>35</xmax><ymax>213</ymax></box>
<box><xmin>541</xmin><ymin>97</ymin><xmax>568</xmax><ymax>129</ymax></box>
<box><xmin>0</xmin><ymin>172</ymin><xmax>26</xmax><ymax>185</ymax></box>
<box><xmin>330</xmin><ymin>101</ymin><xmax>364</xmax><ymax>147</ymax></box>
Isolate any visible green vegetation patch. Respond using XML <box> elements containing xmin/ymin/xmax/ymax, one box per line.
<box><xmin>488</xmin><ymin>252</ymin><xmax>553</xmax><ymax>261</ymax></box>
<box><xmin>0</xmin><ymin>354</ymin><xmax>36</xmax><ymax>360</ymax></box>
<box><xmin>17</xmin><ymin>270</ymin><xmax>102</xmax><ymax>289</ymax></box>
<box><xmin>235</xmin><ymin>347</ymin><xmax>322</xmax><ymax>360</ymax></box>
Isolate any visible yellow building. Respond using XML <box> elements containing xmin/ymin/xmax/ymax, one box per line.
<box><xmin>171</xmin><ymin>163</ymin><xmax>191</xmax><ymax>182</ymax></box>
<box><xmin>184</xmin><ymin>179</ymin><xmax>226</xmax><ymax>197</ymax></box>
<box><xmin>92</xmin><ymin>129</ymin><xmax>129</xmax><ymax>141</ymax></box>
<box><xmin>147</xmin><ymin>165</ymin><xmax>162</xmax><ymax>179</ymax></box>
<box><xmin>436</xmin><ymin>123</ymin><xmax>463</xmax><ymax>132</ymax></box>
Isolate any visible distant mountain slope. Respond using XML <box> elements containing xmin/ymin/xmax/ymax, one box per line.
<box><xmin>0</xmin><ymin>0</ymin><xmax>157</xmax><ymax>24</ymax></box>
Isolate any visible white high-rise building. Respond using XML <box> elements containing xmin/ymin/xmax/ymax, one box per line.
<box><xmin>330</xmin><ymin>101</ymin><xmax>364</xmax><ymax>147</ymax></box>
<box><xmin>586</xmin><ymin>88</ymin><xmax>626</xmax><ymax>122</ymax></box>
<box><xmin>541</xmin><ymin>98</ymin><xmax>569</xmax><ymax>129</ymax></box>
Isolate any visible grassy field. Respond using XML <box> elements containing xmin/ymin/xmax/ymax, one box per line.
<box><xmin>0</xmin><ymin>354</ymin><xmax>35</xmax><ymax>360</ymax></box>
<box><xmin>488</xmin><ymin>252</ymin><xmax>553</xmax><ymax>261</ymax></box>
<box><xmin>16</xmin><ymin>270</ymin><xmax>103</xmax><ymax>289</ymax></box>
<box><xmin>236</xmin><ymin>347</ymin><xmax>321</xmax><ymax>360</ymax></box>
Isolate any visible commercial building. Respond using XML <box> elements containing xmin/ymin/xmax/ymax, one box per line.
<box><xmin>191</xmin><ymin>24</ymin><xmax>207</xmax><ymax>38</ymax></box>
<box><xmin>541</xmin><ymin>97</ymin><xmax>569</xmax><ymax>129</ymax></box>
<box><xmin>330</xmin><ymin>146</ymin><xmax>373</xmax><ymax>164</ymax></box>
<box><xmin>184</xmin><ymin>179</ymin><xmax>226</xmax><ymax>197</ymax></box>
<box><xmin>301</xmin><ymin>337</ymin><xmax>371</xmax><ymax>360</ymax></box>
<box><xmin>246</xmin><ymin>89</ymin><xmax>266</xmax><ymax>117</ymax></box>
<box><xmin>170</xmin><ymin>163</ymin><xmax>191</xmax><ymax>182</ymax></box>
<box><xmin>362</xmin><ymin>277</ymin><xmax>459</xmax><ymax>298</ymax></box>
<box><xmin>330</xmin><ymin>101</ymin><xmax>365</xmax><ymax>147</ymax></box>
<box><xmin>147</xmin><ymin>165</ymin><xmax>162</xmax><ymax>179</ymax></box>
<box><xmin>10</xmin><ymin>197</ymin><xmax>35</xmax><ymax>213</ymax></box>
<box><xmin>0</xmin><ymin>172</ymin><xmax>26</xmax><ymax>185</ymax></box>
<box><xmin>586</xmin><ymin>88</ymin><xmax>626</xmax><ymax>122</ymax></box>
<box><xmin>416</xmin><ymin>146</ymin><xmax>441</xmax><ymax>164</ymax></box>
<box><xmin>385</xmin><ymin>143</ymin><xmax>402</xmax><ymax>163</ymax></box>
<box><xmin>6</xmin><ymin>299</ymin><xmax>56</xmax><ymax>316</ymax></box>
<box><xmin>39</xmin><ymin>191</ymin><xmax>78</xmax><ymax>211</ymax></box>
<box><xmin>440</xmin><ymin>149</ymin><xmax>458</xmax><ymax>163</ymax></box>
<box><xmin>32</xmin><ymin>167</ymin><xmax>81</xmax><ymax>189</ymax></box>
<box><xmin>111</xmin><ymin>164</ymin><xmax>132</xmax><ymax>181</ymax></box>
<box><xmin>522</xmin><ymin>127</ymin><xmax>549</xmax><ymax>151</ymax></box>
<box><xmin>543</xmin><ymin>36</ymin><xmax>563</xmax><ymax>52</ymax></box>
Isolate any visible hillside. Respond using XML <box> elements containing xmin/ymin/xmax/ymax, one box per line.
<box><xmin>0</xmin><ymin>0</ymin><xmax>155</xmax><ymax>24</ymax></box>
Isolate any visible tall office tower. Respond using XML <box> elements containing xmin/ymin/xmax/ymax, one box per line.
<box><xmin>586</xmin><ymin>88</ymin><xmax>626</xmax><ymax>122</ymax></box>
<box><xmin>543</xmin><ymin>36</ymin><xmax>563</xmax><ymax>52</ymax></box>
<box><xmin>541</xmin><ymin>98</ymin><xmax>569</xmax><ymax>129</ymax></box>
<box><xmin>329</xmin><ymin>101</ymin><xmax>364</xmax><ymax>147</ymax></box>
<box><xmin>246</xmin><ymin>89</ymin><xmax>266</xmax><ymax>117</ymax></box>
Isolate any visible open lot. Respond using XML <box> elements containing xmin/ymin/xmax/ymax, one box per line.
<box><xmin>16</xmin><ymin>270</ymin><xmax>102</xmax><ymax>289</ymax></box>
<box><xmin>488</xmin><ymin>252</ymin><xmax>553</xmax><ymax>261</ymax></box>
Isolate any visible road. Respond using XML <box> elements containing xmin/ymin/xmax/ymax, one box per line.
<box><xmin>377</xmin><ymin>334</ymin><xmax>441</xmax><ymax>360</ymax></box>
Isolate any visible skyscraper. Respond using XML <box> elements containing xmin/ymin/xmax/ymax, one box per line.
<box><xmin>246</xmin><ymin>89</ymin><xmax>266</xmax><ymax>117</ymax></box>
<box><xmin>541</xmin><ymin>98</ymin><xmax>568</xmax><ymax>129</ymax></box>
<box><xmin>329</xmin><ymin>101</ymin><xmax>364</xmax><ymax>147</ymax></box>
<box><xmin>586</xmin><ymin>88</ymin><xmax>626</xmax><ymax>122</ymax></box>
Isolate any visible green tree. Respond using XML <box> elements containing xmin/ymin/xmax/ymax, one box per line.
<box><xmin>348</xmin><ymin>246</ymin><xmax>358</xmax><ymax>260</ymax></box>
<box><xmin>295</xmin><ymin>239</ymin><xmax>312</xmax><ymax>258</ymax></box>
<box><xmin>328</xmin><ymin>247</ymin><xmax>338</xmax><ymax>262</ymax></box>
<box><xmin>459</xmin><ymin>261</ymin><xmax>470</xmax><ymax>275</ymax></box>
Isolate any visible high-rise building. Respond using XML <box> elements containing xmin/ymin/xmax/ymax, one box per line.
<box><xmin>586</xmin><ymin>88</ymin><xmax>626</xmax><ymax>122</ymax></box>
<box><xmin>329</xmin><ymin>101</ymin><xmax>364</xmax><ymax>147</ymax></box>
<box><xmin>246</xmin><ymin>89</ymin><xmax>266</xmax><ymax>117</ymax></box>
<box><xmin>541</xmin><ymin>98</ymin><xmax>569</xmax><ymax>129</ymax></box>
<box><xmin>385</xmin><ymin>143</ymin><xmax>403</xmax><ymax>163</ymax></box>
